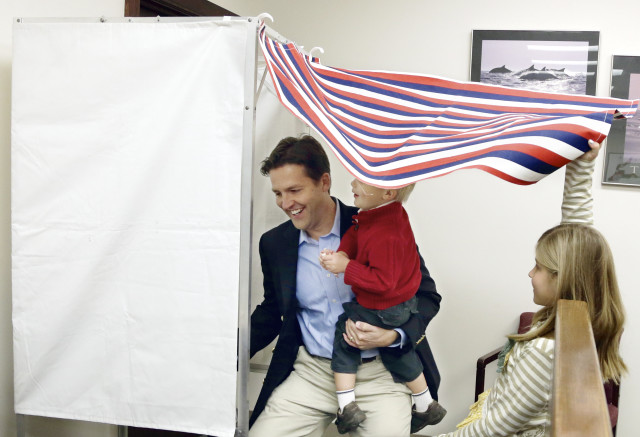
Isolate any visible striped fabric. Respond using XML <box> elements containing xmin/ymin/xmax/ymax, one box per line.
<box><xmin>259</xmin><ymin>25</ymin><xmax>638</xmax><ymax>188</ymax></box>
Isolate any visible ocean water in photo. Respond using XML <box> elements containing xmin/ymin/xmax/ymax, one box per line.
<box><xmin>480</xmin><ymin>71</ymin><xmax>587</xmax><ymax>95</ymax></box>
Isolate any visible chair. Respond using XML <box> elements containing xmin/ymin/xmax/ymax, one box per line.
<box><xmin>474</xmin><ymin>312</ymin><xmax>620</xmax><ymax>436</ymax></box>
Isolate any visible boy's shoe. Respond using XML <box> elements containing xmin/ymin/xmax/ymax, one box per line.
<box><xmin>410</xmin><ymin>400</ymin><xmax>447</xmax><ymax>434</ymax></box>
<box><xmin>335</xmin><ymin>401</ymin><xmax>367</xmax><ymax>434</ymax></box>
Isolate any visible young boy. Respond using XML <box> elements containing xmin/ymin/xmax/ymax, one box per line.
<box><xmin>320</xmin><ymin>178</ymin><xmax>446</xmax><ymax>434</ymax></box>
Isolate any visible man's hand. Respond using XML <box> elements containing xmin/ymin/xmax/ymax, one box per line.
<box><xmin>343</xmin><ymin>318</ymin><xmax>399</xmax><ymax>350</ymax></box>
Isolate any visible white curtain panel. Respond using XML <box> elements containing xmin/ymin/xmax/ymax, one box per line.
<box><xmin>12</xmin><ymin>20</ymin><xmax>250</xmax><ymax>436</ymax></box>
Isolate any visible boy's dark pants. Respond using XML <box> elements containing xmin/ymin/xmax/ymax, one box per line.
<box><xmin>331</xmin><ymin>297</ymin><xmax>423</xmax><ymax>382</ymax></box>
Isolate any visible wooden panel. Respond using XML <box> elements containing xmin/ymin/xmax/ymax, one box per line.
<box><xmin>127</xmin><ymin>429</ymin><xmax>200</xmax><ymax>437</ymax></box>
<box><xmin>125</xmin><ymin>0</ymin><xmax>237</xmax><ymax>17</ymax></box>
<box><xmin>124</xmin><ymin>0</ymin><xmax>141</xmax><ymax>17</ymax></box>
<box><xmin>552</xmin><ymin>299</ymin><xmax>612</xmax><ymax>437</ymax></box>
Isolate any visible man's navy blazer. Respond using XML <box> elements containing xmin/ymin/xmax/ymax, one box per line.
<box><xmin>249</xmin><ymin>198</ymin><xmax>442</xmax><ymax>426</ymax></box>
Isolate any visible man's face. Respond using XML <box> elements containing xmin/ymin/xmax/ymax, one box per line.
<box><xmin>269</xmin><ymin>164</ymin><xmax>331</xmax><ymax>236</ymax></box>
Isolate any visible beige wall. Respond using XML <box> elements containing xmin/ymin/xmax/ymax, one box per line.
<box><xmin>3</xmin><ymin>1</ymin><xmax>640</xmax><ymax>436</ymax></box>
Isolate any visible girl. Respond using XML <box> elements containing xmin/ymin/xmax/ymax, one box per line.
<box><xmin>436</xmin><ymin>140</ymin><xmax>626</xmax><ymax>437</ymax></box>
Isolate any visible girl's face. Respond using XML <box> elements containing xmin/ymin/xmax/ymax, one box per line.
<box><xmin>528</xmin><ymin>261</ymin><xmax>558</xmax><ymax>306</ymax></box>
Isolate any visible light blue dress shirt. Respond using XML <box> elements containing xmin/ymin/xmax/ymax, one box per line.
<box><xmin>295</xmin><ymin>202</ymin><xmax>404</xmax><ymax>359</ymax></box>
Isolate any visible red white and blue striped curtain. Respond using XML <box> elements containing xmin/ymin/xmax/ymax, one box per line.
<box><xmin>259</xmin><ymin>25</ymin><xmax>638</xmax><ymax>187</ymax></box>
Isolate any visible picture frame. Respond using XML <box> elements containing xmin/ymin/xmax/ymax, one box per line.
<box><xmin>471</xmin><ymin>30</ymin><xmax>600</xmax><ymax>96</ymax></box>
<box><xmin>603</xmin><ymin>55</ymin><xmax>640</xmax><ymax>186</ymax></box>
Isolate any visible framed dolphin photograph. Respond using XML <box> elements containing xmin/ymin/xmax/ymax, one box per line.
<box><xmin>603</xmin><ymin>55</ymin><xmax>640</xmax><ymax>187</ymax></box>
<box><xmin>471</xmin><ymin>30</ymin><xmax>600</xmax><ymax>96</ymax></box>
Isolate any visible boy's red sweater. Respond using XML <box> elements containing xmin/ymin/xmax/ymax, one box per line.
<box><xmin>339</xmin><ymin>201</ymin><xmax>421</xmax><ymax>310</ymax></box>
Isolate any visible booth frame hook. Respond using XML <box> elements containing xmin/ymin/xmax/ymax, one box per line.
<box><xmin>309</xmin><ymin>47</ymin><xmax>324</xmax><ymax>60</ymax></box>
<box><xmin>256</xmin><ymin>13</ymin><xmax>273</xmax><ymax>24</ymax></box>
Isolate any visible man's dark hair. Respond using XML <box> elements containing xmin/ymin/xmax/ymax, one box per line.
<box><xmin>260</xmin><ymin>135</ymin><xmax>331</xmax><ymax>181</ymax></box>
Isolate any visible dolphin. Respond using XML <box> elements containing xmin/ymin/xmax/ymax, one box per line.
<box><xmin>489</xmin><ymin>65</ymin><xmax>511</xmax><ymax>73</ymax></box>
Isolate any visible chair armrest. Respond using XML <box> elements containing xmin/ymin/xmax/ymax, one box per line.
<box><xmin>475</xmin><ymin>346</ymin><xmax>502</xmax><ymax>402</ymax></box>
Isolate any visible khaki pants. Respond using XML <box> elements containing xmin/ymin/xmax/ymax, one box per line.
<box><xmin>250</xmin><ymin>346</ymin><xmax>412</xmax><ymax>437</ymax></box>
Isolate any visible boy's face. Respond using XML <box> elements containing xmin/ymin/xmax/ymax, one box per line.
<box><xmin>351</xmin><ymin>179</ymin><xmax>394</xmax><ymax>211</ymax></box>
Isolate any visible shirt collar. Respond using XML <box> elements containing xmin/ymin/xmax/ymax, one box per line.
<box><xmin>299</xmin><ymin>197</ymin><xmax>341</xmax><ymax>246</ymax></box>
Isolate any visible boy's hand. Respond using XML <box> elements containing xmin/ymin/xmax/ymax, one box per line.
<box><xmin>319</xmin><ymin>249</ymin><xmax>334</xmax><ymax>271</ymax></box>
<box><xmin>319</xmin><ymin>250</ymin><xmax>349</xmax><ymax>274</ymax></box>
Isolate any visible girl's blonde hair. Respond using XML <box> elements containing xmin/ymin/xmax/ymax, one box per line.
<box><xmin>510</xmin><ymin>223</ymin><xmax>626</xmax><ymax>382</ymax></box>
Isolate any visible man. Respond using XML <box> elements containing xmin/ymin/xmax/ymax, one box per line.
<box><xmin>250</xmin><ymin>135</ymin><xmax>442</xmax><ymax>436</ymax></box>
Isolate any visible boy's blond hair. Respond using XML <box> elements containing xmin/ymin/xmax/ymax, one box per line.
<box><xmin>395</xmin><ymin>183</ymin><xmax>416</xmax><ymax>203</ymax></box>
